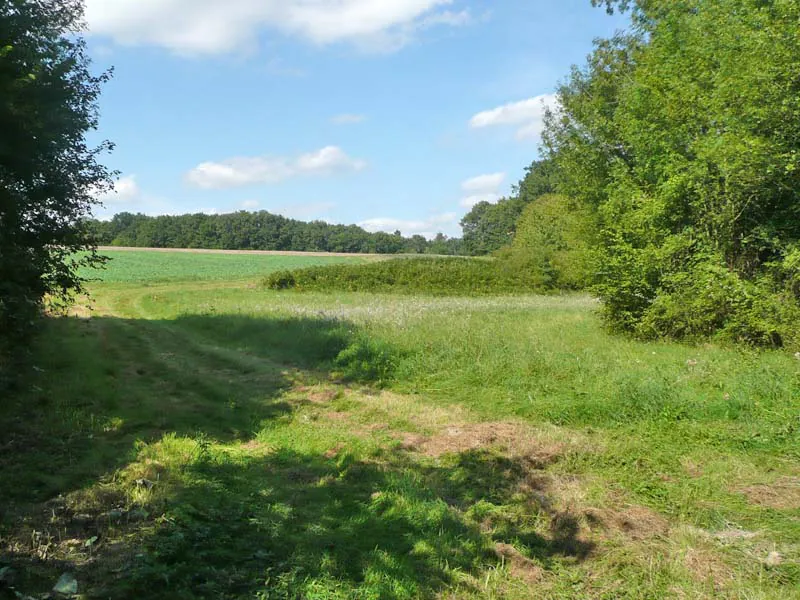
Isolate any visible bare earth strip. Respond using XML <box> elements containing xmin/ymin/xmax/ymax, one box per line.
<box><xmin>98</xmin><ymin>246</ymin><xmax>386</xmax><ymax>258</ymax></box>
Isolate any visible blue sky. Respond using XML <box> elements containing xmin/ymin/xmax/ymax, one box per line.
<box><xmin>85</xmin><ymin>0</ymin><xmax>627</xmax><ymax>237</ymax></box>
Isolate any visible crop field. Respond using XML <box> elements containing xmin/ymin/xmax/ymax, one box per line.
<box><xmin>1</xmin><ymin>251</ymin><xmax>799</xmax><ymax>599</ymax></box>
<box><xmin>79</xmin><ymin>249</ymin><xmax>370</xmax><ymax>284</ymax></box>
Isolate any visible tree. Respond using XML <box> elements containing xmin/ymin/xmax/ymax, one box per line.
<box><xmin>460</xmin><ymin>160</ymin><xmax>558</xmax><ymax>256</ymax></box>
<box><xmin>497</xmin><ymin>194</ymin><xmax>597</xmax><ymax>290</ymax></box>
<box><xmin>0</xmin><ymin>0</ymin><xmax>112</xmax><ymax>372</ymax></box>
<box><xmin>544</xmin><ymin>0</ymin><xmax>800</xmax><ymax>345</ymax></box>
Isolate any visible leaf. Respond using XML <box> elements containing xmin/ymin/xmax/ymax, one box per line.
<box><xmin>84</xmin><ymin>536</ymin><xmax>98</xmax><ymax>548</ymax></box>
<box><xmin>52</xmin><ymin>573</ymin><xmax>78</xmax><ymax>595</ymax></box>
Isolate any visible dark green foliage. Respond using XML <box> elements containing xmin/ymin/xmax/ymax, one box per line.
<box><xmin>264</xmin><ymin>257</ymin><xmax>543</xmax><ymax>296</ymax></box>
<box><xmin>497</xmin><ymin>194</ymin><xmax>597</xmax><ymax>291</ymax></box>
<box><xmin>459</xmin><ymin>198</ymin><xmax>523</xmax><ymax>257</ymax></box>
<box><xmin>89</xmin><ymin>211</ymin><xmax>463</xmax><ymax>255</ymax></box>
<box><xmin>0</xmin><ymin>0</ymin><xmax>111</xmax><ymax>375</ymax></box>
<box><xmin>634</xmin><ymin>256</ymin><xmax>800</xmax><ymax>348</ymax></box>
<box><xmin>334</xmin><ymin>335</ymin><xmax>399</xmax><ymax>385</ymax></box>
<box><xmin>544</xmin><ymin>0</ymin><xmax>800</xmax><ymax>347</ymax></box>
<box><xmin>460</xmin><ymin>160</ymin><xmax>556</xmax><ymax>256</ymax></box>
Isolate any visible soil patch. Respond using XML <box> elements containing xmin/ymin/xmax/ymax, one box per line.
<box><xmin>584</xmin><ymin>505</ymin><xmax>670</xmax><ymax>541</ymax></box>
<box><xmin>397</xmin><ymin>421</ymin><xmax>566</xmax><ymax>466</ymax></box>
<box><xmin>684</xmin><ymin>547</ymin><xmax>733</xmax><ymax>588</ymax></box>
<box><xmin>495</xmin><ymin>543</ymin><xmax>544</xmax><ymax>584</ymax></box>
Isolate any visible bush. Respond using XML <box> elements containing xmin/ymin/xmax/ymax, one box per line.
<box><xmin>634</xmin><ymin>256</ymin><xmax>800</xmax><ymax>348</ymax></box>
<box><xmin>263</xmin><ymin>257</ymin><xmax>544</xmax><ymax>296</ymax></box>
<box><xmin>496</xmin><ymin>194</ymin><xmax>597</xmax><ymax>290</ymax></box>
<box><xmin>334</xmin><ymin>335</ymin><xmax>398</xmax><ymax>385</ymax></box>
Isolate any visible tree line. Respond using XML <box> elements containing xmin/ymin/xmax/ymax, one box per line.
<box><xmin>479</xmin><ymin>0</ymin><xmax>800</xmax><ymax>347</ymax></box>
<box><xmin>456</xmin><ymin>0</ymin><xmax>800</xmax><ymax>347</ymax></box>
<box><xmin>547</xmin><ymin>0</ymin><xmax>800</xmax><ymax>346</ymax></box>
<box><xmin>87</xmin><ymin>212</ymin><xmax>464</xmax><ymax>255</ymax></box>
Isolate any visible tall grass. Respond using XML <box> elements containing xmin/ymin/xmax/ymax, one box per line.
<box><xmin>1</xmin><ymin>266</ymin><xmax>798</xmax><ymax>598</ymax></box>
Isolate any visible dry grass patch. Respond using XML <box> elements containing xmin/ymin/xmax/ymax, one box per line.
<box><xmin>393</xmin><ymin>418</ymin><xmax>594</xmax><ymax>467</ymax></box>
<box><xmin>584</xmin><ymin>503</ymin><xmax>671</xmax><ymax>542</ymax></box>
<box><xmin>739</xmin><ymin>476</ymin><xmax>800</xmax><ymax>510</ymax></box>
<box><xmin>295</xmin><ymin>384</ymin><xmax>342</xmax><ymax>405</ymax></box>
<box><xmin>494</xmin><ymin>542</ymin><xmax>545</xmax><ymax>584</ymax></box>
<box><xmin>683</xmin><ymin>546</ymin><xmax>735</xmax><ymax>590</ymax></box>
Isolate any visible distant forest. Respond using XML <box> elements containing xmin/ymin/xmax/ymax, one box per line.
<box><xmin>88</xmin><ymin>161</ymin><xmax>553</xmax><ymax>256</ymax></box>
<box><xmin>88</xmin><ymin>212</ymin><xmax>464</xmax><ymax>255</ymax></box>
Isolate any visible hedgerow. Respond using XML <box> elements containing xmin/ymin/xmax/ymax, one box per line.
<box><xmin>263</xmin><ymin>257</ymin><xmax>543</xmax><ymax>296</ymax></box>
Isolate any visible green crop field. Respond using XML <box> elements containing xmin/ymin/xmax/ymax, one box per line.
<box><xmin>79</xmin><ymin>249</ymin><xmax>370</xmax><ymax>284</ymax></box>
<box><xmin>1</xmin><ymin>252</ymin><xmax>798</xmax><ymax>599</ymax></box>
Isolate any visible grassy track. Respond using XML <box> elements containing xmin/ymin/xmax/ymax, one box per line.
<box><xmin>1</xmin><ymin>255</ymin><xmax>798</xmax><ymax>599</ymax></box>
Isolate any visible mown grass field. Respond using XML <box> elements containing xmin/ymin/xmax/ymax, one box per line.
<box><xmin>1</xmin><ymin>250</ymin><xmax>798</xmax><ymax>599</ymax></box>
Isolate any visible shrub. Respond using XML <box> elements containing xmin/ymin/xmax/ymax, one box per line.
<box><xmin>635</xmin><ymin>256</ymin><xmax>800</xmax><ymax>348</ymax></box>
<box><xmin>263</xmin><ymin>257</ymin><xmax>544</xmax><ymax>296</ymax></box>
<box><xmin>334</xmin><ymin>335</ymin><xmax>398</xmax><ymax>385</ymax></box>
<box><xmin>496</xmin><ymin>194</ymin><xmax>597</xmax><ymax>291</ymax></box>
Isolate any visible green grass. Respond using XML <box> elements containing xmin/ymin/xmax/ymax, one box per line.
<box><xmin>81</xmin><ymin>249</ymin><xmax>367</xmax><ymax>284</ymax></box>
<box><xmin>1</xmin><ymin>254</ymin><xmax>798</xmax><ymax>599</ymax></box>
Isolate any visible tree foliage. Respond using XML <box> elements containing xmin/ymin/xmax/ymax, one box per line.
<box><xmin>89</xmin><ymin>211</ymin><xmax>464</xmax><ymax>255</ymax></box>
<box><xmin>497</xmin><ymin>194</ymin><xmax>597</xmax><ymax>290</ymax></box>
<box><xmin>544</xmin><ymin>0</ymin><xmax>800</xmax><ymax>346</ymax></box>
<box><xmin>460</xmin><ymin>159</ymin><xmax>557</xmax><ymax>256</ymax></box>
<box><xmin>1</xmin><ymin>0</ymin><xmax>111</xmax><ymax>371</ymax></box>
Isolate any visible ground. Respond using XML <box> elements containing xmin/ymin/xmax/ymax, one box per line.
<box><xmin>1</xmin><ymin>250</ymin><xmax>798</xmax><ymax>599</ymax></box>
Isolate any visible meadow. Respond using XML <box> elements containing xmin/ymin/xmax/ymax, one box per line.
<box><xmin>1</xmin><ymin>250</ymin><xmax>798</xmax><ymax>599</ymax></box>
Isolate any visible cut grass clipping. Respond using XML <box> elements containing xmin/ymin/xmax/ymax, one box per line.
<box><xmin>264</xmin><ymin>256</ymin><xmax>543</xmax><ymax>295</ymax></box>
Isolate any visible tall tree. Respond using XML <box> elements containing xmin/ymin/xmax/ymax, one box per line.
<box><xmin>460</xmin><ymin>159</ymin><xmax>557</xmax><ymax>256</ymax></box>
<box><xmin>0</xmin><ymin>0</ymin><xmax>112</xmax><ymax>369</ymax></box>
<box><xmin>545</xmin><ymin>0</ymin><xmax>800</xmax><ymax>344</ymax></box>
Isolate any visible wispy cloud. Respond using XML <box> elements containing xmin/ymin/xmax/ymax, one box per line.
<box><xmin>459</xmin><ymin>172</ymin><xmax>505</xmax><ymax>207</ymax></box>
<box><xmin>469</xmin><ymin>94</ymin><xmax>558</xmax><ymax>141</ymax></box>
<box><xmin>358</xmin><ymin>212</ymin><xmax>458</xmax><ymax>237</ymax></box>
<box><xmin>186</xmin><ymin>146</ymin><xmax>366</xmax><ymax>189</ymax></box>
<box><xmin>85</xmin><ymin>0</ymin><xmax>473</xmax><ymax>55</ymax></box>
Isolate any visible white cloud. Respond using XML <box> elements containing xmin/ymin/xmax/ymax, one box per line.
<box><xmin>186</xmin><ymin>146</ymin><xmax>366</xmax><ymax>189</ymax></box>
<box><xmin>240</xmin><ymin>199</ymin><xmax>260</xmax><ymax>210</ymax></box>
<box><xmin>91</xmin><ymin>178</ymin><xmax>178</xmax><ymax>220</ymax></box>
<box><xmin>419</xmin><ymin>9</ymin><xmax>472</xmax><ymax>28</ymax></box>
<box><xmin>359</xmin><ymin>212</ymin><xmax>457</xmax><ymax>237</ymax></box>
<box><xmin>92</xmin><ymin>175</ymin><xmax>141</xmax><ymax>204</ymax></box>
<box><xmin>469</xmin><ymin>94</ymin><xmax>559</xmax><ymax>141</ymax></box>
<box><xmin>460</xmin><ymin>193</ymin><xmax>500</xmax><ymax>208</ymax></box>
<box><xmin>459</xmin><ymin>172</ymin><xmax>505</xmax><ymax>208</ymax></box>
<box><xmin>84</xmin><ymin>0</ymin><xmax>471</xmax><ymax>55</ymax></box>
<box><xmin>331</xmin><ymin>113</ymin><xmax>367</xmax><ymax>125</ymax></box>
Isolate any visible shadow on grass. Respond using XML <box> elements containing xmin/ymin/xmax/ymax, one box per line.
<box><xmin>92</xmin><ymin>447</ymin><xmax>592</xmax><ymax>599</ymax></box>
<box><xmin>0</xmin><ymin>313</ymin><xmax>388</xmax><ymax>506</ymax></box>
<box><xmin>0</xmin><ymin>312</ymin><xmax>591</xmax><ymax>599</ymax></box>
